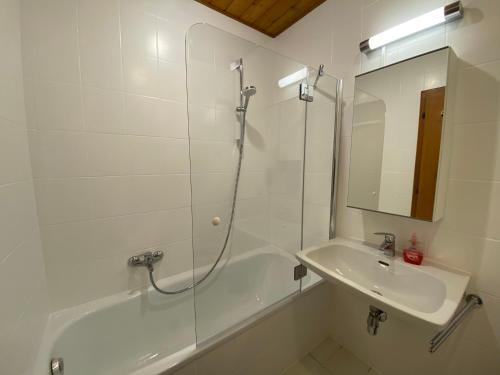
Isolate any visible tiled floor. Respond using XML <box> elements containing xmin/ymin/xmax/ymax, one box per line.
<box><xmin>282</xmin><ymin>338</ymin><xmax>382</xmax><ymax>375</ymax></box>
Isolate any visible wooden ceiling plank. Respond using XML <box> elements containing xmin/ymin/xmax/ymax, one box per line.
<box><xmin>240</xmin><ymin>0</ymin><xmax>278</xmax><ymax>24</ymax></box>
<box><xmin>226</xmin><ymin>0</ymin><xmax>255</xmax><ymax>16</ymax></box>
<box><xmin>208</xmin><ymin>0</ymin><xmax>235</xmax><ymax>9</ymax></box>
<box><xmin>265</xmin><ymin>9</ymin><xmax>301</xmax><ymax>37</ymax></box>
<box><xmin>196</xmin><ymin>0</ymin><xmax>271</xmax><ymax>36</ymax></box>
<box><xmin>197</xmin><ymin>0</ymin><xmax>326</xmax><ymax>38</ymax></box>
<box><xmin>253</xmin><ymin>0</ymin><xmax>301</xmax><ymax>30</ymax></box>
<box><xmin>265</xmin><ymin>0</ymin><xmax>325</xmax><ymax>37</ymax></box>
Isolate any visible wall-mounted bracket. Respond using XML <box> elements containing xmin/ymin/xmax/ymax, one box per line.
<box><xmin>299</xmin><ymin>83</ymin><xmax>314</xmax><ymax>102</ymax></box>
<box><xmin>294</xmin><ymin>264</ymin><xmax>308</xmax><ymax>280</ymax></box>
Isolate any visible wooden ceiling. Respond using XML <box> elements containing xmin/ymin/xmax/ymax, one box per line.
<box><xmin>196</xmin><ymin>0</ymin><xmax>327</xmax><ymax>38</ymax></box>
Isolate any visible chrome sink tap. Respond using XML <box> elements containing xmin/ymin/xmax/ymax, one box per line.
<box><xmin>374</xmin><ymin>232</ymin><xmax>396</xmax><ymax>257</ymax></box>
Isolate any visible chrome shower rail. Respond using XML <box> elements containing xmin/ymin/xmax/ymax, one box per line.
<box><xmin>429</xmin><ymin>294</ymin><xmax>483</xmax><ymax>353</ymax></box>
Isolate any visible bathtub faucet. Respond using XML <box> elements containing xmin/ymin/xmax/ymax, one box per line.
<box><xmin>128</xmin><ymin>250</ymin><xmax>164</xmax><ymax>271</ymax></box>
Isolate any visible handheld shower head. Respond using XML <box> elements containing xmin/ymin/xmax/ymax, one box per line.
<box><xmin>235</xmin><ymin>85</ymin><xmax>256</xmax><ymax>150</ymax></box>
<box><xmin>241</xmin><ymin>86</ymin><xmax>256</xmax><ymax>112</ymax></box>
<box><xmin>242</xmin><ymin>86</ymin><xmax>257</xmax><ymax>97</ymax></box>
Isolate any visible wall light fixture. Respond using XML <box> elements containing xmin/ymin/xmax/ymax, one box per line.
<box><xmin>360</xmin><ymin>1</ymin><xmax>463</xmax><ymax>53</ymax></box>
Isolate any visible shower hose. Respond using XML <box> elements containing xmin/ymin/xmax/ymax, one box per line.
<box><xmin>146</xmin><ymin>113</ymin><xmax>246</xmax><ymax>295</ymax></box>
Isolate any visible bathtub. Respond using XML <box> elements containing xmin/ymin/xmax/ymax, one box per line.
<box><xmin>34</xmin><ymin>246</ymin><xmax>321</xmax><ymax>375</ymax></box>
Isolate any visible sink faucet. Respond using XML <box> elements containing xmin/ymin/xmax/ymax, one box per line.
<box><xmin>374</xmin><ymin>232</ymin><xmax>396</xmax><ymax>257</ymax></box>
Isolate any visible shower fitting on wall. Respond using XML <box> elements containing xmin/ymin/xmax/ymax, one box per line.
<box><xmin>128</xmin><ymin>58</ymin><xmax>256</xmax><ymax>295</ymax></box>
<box><xmin>299</xmin><ymin>64</ymin><xmax>325</xmax><ymax>102</ymax></box>
<box><xmin>232</xmin><ymin>58</ymin><xmax>256</xmax><ymax>150</ymax></box>
<box><xmin>236</xmin><ymin>85</ymin><xmax>257</xmax><ymax>150</ymax></box>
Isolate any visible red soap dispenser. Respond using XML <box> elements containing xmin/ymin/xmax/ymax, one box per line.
<box><xmin>403</xmin><ymin>233</ymin><xmax>424</xmax><ymax>265</ymax></box>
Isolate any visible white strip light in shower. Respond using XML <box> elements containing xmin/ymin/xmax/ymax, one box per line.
<box><xmin>278</xmin><ymin>67</ymin><xmax>308</xmax><ymax>88</ymax></box>
<box><xmin>360</xmin><ymin>1</ymin><xmax>463</xmax><ymax>53</ymax></box>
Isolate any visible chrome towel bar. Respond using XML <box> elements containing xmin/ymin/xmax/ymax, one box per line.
<box><xmin>429</xmin><ymin>294</ymin><xmax>483</xmax><ymax>353</ymax></box>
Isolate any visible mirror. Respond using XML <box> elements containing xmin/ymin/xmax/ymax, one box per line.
<box><xmin>348</xmin><ymin>47</ymin><xmax>456</xmax><ymax>221</ymax></box>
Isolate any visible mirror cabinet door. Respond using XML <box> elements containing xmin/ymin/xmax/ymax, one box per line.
<box><xmin>348</xmin><ymin>47</ymin><xmax>455</xmax><ymax>221</ymax></box>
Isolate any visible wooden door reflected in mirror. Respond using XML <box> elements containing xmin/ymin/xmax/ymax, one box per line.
<box><xmin>411</xmin><ymin>87</ymin><xmax>445</xmax><ymax>220</ymax></box>
<box><xmin>348</xmin><ymin>47</ymin><xmax>457</xmax><ymax>222</ymax></box>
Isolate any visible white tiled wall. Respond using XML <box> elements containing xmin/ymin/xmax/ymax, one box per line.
<box><xmin>0</xmin><ymin>1</ymin><xmax>49</xmax><ymax>374</ymax></box>
<box><xmin>270</xmin><ymin>0</ymin><xmax>500</xmax><ymax>373</ymax></box>
<box><xmin>20</xmin><ymin>0</ymin><xmax>271</xmax><ymax>310</ymax></box>
<box><xmin>20</xmin><ymin>0</ymin><xmax>335</xmax><ymax>312</ymax></box>
<box><xmin>8</xmin><ymin>0</ymin><xmax>500</xmax><ymax>371</ymax></box>
<box><xmin>186</xmin><ymin>25</ymin><xmax>271</xmax><ymax>269</ymax></box>
<box><xmin>186</xmin><ymin>25</ymin><xmax>333</xmax><ymax>274</ymax></box>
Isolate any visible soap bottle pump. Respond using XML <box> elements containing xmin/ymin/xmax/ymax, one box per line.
<box><xmin>403</xmin><ymin>233</ymin><xmax>424</xmax><ymax>265</ymax></box>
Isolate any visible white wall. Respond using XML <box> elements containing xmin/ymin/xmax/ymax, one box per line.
<box><xmin>20</xmin><ymin>0</ymin><xmax>337</xmax><ymax>311</ymax></box>
<box><xmin>10</xmin><ymin>0</ymin><xmax>500</xmax><ymax>372</ymax></box>
<box><xmin>20</xmin><ymin>0</ymin><xmax>272</xmax><ymax>310</ymax></box>
<box><xmin>0</xmin><ymin>1</ymin><xmax>49</xmax><ymax>374</ymax></box>
<box><xmin>186</xmin><ymin>24</ymin><xmax>267</xmax><ymax>270</ymax></box>
<box><xmin>270</xmin><ymin>0</ymin><xmax>500</xmax><ymax>374</ymax></box>
<box><xmin>186</xmin><ymin>32</ymin><xmax>311</xmax><ymax>266</ymax></box>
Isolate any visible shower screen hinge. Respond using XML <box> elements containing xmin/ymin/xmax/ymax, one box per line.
<box><xmin>299</xmin><ymin>83</ymin><xmax>314</xmax><ymax>102</ymax></box>
<box><xmin>294</xmin><ymin>264</ymin><xmax>308</xmax><ymax>280</ymax></box>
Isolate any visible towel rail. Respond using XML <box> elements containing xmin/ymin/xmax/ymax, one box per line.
<box><xmin>429</xmin><ymin>294</ymin><xmax>482</xmax><ymax>353</ymax></box>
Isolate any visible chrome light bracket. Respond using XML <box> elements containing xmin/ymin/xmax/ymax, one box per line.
<box><xmin>444</xmin><ymin>1</ymin><xmax>464</xmax><ymax>22</ymax></box>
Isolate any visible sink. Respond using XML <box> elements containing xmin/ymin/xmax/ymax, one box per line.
<box><xmin>296</xmin><ymin>238</ymin><xmax>470</xmax><ymax>328</ymax></box>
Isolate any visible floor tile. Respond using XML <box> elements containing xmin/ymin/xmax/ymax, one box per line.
<box><xmin>282</xmin><ymin>338</ymin><xmax>375</xmax><ymax>375</ymax></box>
<box><xmin>282</xmin><ymin>355</ymin><xmax>331</xmax><ymax>375</ymax></box>
<box><xmin>310</xmin><ymin>338</ymin><xmax>342</xmax><ymax>365</ymax></box>
<box><xmin>322</xmin><ymin>348</ymin><xmax>370</xmax><ymax>375</ymax></box>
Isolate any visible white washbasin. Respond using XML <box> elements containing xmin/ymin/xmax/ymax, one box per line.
<box><xmin>296</xmin><ymin>238</ymin><xmax>470</xmax><ymax>328</ymax></box>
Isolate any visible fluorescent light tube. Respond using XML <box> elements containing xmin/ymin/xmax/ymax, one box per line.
<box><xmin>370</xmin><ymin>7</ymin><xmax>445</xmax><ymax>50</ymax></box>
<box><xmin>278</xmin><ymin>67</ymin><xmax>308</xmax><ymax>88</ymax></box>
<box><xmin>360</xmin><ymin>1</ymin><xmax>463</xmax><ymax>53</ymax></box>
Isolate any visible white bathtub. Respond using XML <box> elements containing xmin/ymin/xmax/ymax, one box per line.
<box><xmin>34</xmin><ymin>246</ymin><xmax>321</xmax><ymax>375</ymax></box>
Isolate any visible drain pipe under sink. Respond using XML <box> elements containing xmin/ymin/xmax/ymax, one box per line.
<box><xmin>367</xmin><ymin>305</ymin><xmax>387</xmax><ymax>335</ymax></box>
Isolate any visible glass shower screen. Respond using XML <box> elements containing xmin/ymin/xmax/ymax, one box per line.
<box><xmin>186</xmin><ymin>24</ymin><xmax>338</xmax><ymax>344</ymax></box>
